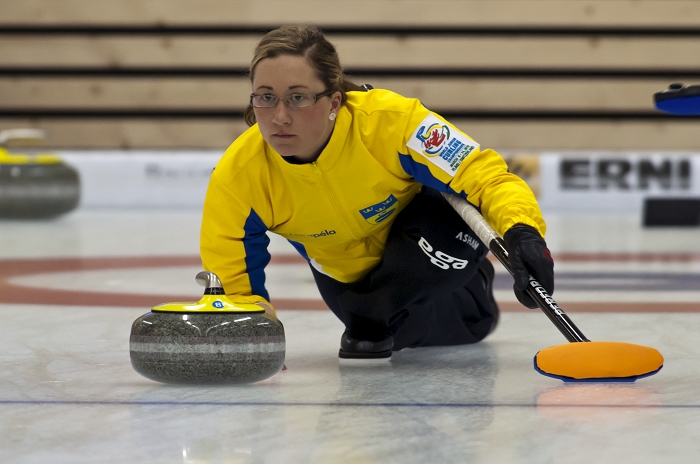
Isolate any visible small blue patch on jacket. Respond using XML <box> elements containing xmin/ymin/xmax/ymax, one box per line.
<box><xmin>359</xmin><ymin>194</ymin><xmax>399</xmax><ymax>224</ymax></box>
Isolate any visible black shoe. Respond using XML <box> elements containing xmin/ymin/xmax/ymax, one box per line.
<box><xmin>339</xmin><ymin>330</ymin><xmax>393</xmax><ymax>359</ymax></box>
<box><xmin>477</xmin><ymin>258</ymin><xmax>500</xmax><ymax>331</ymax></box>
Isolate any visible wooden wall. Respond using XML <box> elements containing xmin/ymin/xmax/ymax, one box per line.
<box><xmin>1</xmin><ymin>0</ymin><xmax>699</xmax><ymax>150</ymax></box>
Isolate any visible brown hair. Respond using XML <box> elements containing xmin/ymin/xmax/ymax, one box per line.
<box><xmin>244</xmin><ymin>25</ymin><xmax>363</xmax><ymax>126</ymax></box>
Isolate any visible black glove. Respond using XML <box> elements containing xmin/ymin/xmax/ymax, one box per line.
<box><xmin>503</xmin><ymin>224</ymin><xmax>554</xmax><ymax>309</ymax></box>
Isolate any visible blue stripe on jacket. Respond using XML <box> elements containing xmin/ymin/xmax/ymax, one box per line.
<box><xmin>287</xmin><ymin>240</ymin><xmax>311</xmax><ymax>262</ymax></box>
<box><xmin>243</xmin><ymin>208</ymin><xmax>271</xmax><ymax>301</ymax></box>
<box><xmin>398</xmin><ymin>152</ymin><xmax>463</xmax><ymax>198</ymax></box>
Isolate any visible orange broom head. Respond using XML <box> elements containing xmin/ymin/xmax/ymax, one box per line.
<box><xmin>534</xmin><ymin>341</ymin><xmax>664</xmax><ymax>382</ymax></box>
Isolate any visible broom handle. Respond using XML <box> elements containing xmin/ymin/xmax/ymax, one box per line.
<box><xmin>442</xmin><ymin>193</ymin><xmax>589</xmax><ymax>343</ymax></box>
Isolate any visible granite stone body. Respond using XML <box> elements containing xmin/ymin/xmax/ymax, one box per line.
<box><xmin>0</xmin><ymin>163</ymin><xmax>80</xmax><ymax>218</ymax></box>
<box><xmin>130</xmin><ymin>311</ymin><xmax>285</xmax><ymax>384</ymax></box>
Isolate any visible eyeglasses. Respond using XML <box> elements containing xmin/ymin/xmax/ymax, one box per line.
<box><xmin>250</xmin><ymin>89</ymin><xmax>336</xmax><ymax>109</ymax></box>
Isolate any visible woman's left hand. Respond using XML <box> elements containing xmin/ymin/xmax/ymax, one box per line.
<box><xmin>503</xmin><ymin>224</ymin><xmax>555</xmax><ymax>309</ymax></box>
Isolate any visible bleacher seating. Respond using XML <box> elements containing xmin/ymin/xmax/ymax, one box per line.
<box><xmin>1</xmin><ymin>0</ymin><xmax>699</xmax><ymax>150</ymax></box>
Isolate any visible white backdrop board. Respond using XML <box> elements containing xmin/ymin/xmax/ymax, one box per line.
<box><xmin>56</xmin><ymin>151</ymin><xmax>700</xmax><ymax>213</ymax></box>
<box><xmin>59</xmin><ymin>151</ymin><xmax>222</xmax><ymax>208</ymax></box>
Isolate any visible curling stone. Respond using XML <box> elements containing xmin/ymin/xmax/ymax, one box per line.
<box><xmin>129</xmin><ymin>271</ymin><xmax>285</xmax><ymax>384</ymax></box>
<box><xmin>0</xmin><ymin>129</ymin><xmax>80</xmax><ymax>219</ymax></box>
<box><xmin>654</xmin><ymin>83</ymin><xmax>700</xmax><ymax>115</ymax></box>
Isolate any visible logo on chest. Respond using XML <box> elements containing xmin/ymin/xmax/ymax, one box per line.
<box><xmin>289</xmin><ymin>229</ymin><xmax>337</xmax><ymax>239</ymax></box>
<box><xmin>359</xmin><ymin>194</ymin><xmax>399</xmax><ymax>225</ymax></box>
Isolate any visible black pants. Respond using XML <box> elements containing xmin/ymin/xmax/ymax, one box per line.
<box><xmin>311</xmin><ymin>188</ymin><xmax>498</xmax><ymax>351</ymax></box>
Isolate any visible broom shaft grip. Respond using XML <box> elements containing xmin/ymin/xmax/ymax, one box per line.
<box><xmin>442</xmin><ymin>193</ymin><xmax>589</xmax><ymax>343</ymax></box>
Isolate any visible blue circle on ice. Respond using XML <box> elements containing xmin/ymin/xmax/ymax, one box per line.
<box><xmin>212</xmin><ymin>301</ymin><xmax>225</xmax><ymax>309</ymax></box>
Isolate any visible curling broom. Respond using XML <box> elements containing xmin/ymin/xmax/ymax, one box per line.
<box><xmin>442</xmin><ymin>193</ymin><xmax>664</xmax><ymax>382</ymax></box>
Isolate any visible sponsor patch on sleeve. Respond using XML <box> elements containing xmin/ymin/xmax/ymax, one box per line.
<box><xmin>406</xmin><ymin>114</ymin><xmax>479</xmax><ymax>175</ymax></box>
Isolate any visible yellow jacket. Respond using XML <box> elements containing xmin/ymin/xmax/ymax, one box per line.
<box><xmin>201</xmin><ymin>89</ymin><xmax>545</xmax><ymax>306</ymax></box>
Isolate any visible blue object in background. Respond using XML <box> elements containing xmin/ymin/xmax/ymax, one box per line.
<box><xmin>654</xmin><ymin>83</ymin><xmax>700</xmax><ymax>115</ymax></box>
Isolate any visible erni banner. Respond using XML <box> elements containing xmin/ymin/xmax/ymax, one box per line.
<box><xmin>537</xmin><ymin>153</ymin><xmax>700</xmax><ymax>212</ymax></box>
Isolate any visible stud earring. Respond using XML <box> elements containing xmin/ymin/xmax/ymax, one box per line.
<box><xmin>329</xmin><ymin>113</ymin><xmax>336</xmax><ymax>121</ymax></box>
